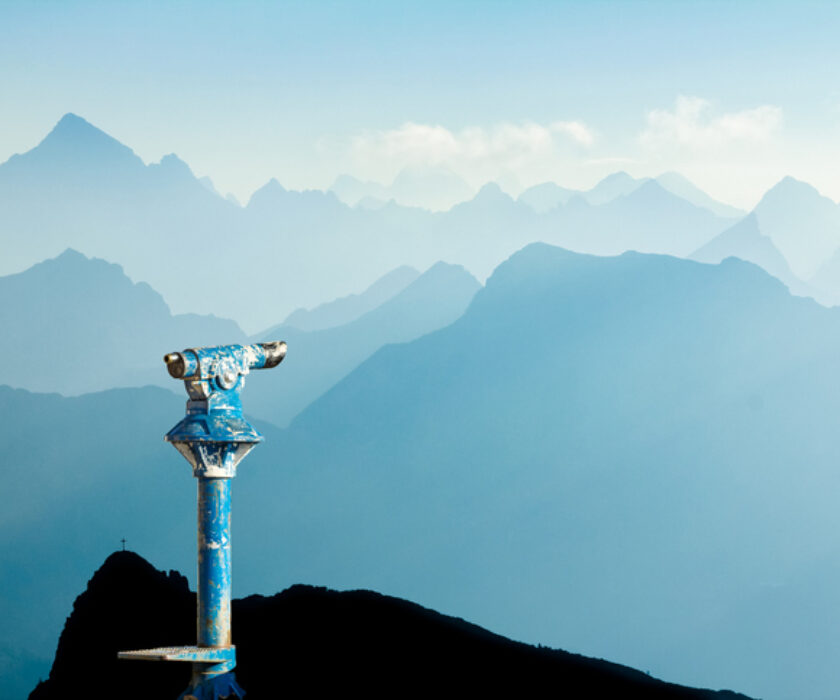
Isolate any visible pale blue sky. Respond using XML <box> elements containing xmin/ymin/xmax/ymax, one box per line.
<box><xmin>1</xmin><ymin>0</ymin><xmax>839</xmax><ymax>207</ymax></box>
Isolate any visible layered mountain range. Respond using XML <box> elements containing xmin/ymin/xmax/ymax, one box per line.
<box><xmin>4</xmin><ymin>113</ymin><xmax>840</xmax><ymax>700</ymax></box>
<box><xmin>0</xmin><ymin>113</ymin><xmax>764</xmax><ymax>330</ymax></box>
<box><xmin>0</xmin><ymin>251</ymin><xmax>475</xmax><ymax>414</ymax></box>
<box><xmin>4</xmin><ymin>114</ymin><xmax>840</xmax><ymax>332</ymax></box>
<box><xmin>4</xmin><ymin>246</ymin><xmax>840</xmax><ymax>700</ymax></box>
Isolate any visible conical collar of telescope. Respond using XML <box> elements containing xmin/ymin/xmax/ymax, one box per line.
<box><xmin>163</xmin><ymin>342</ymin><xmax>286</xmax><ymax>478</ymax></box>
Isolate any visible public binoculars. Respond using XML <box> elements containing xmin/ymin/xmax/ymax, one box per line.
<box><xmin>119</xmin><ymin>341</ymin><xmax>286</xmax><ymax>700</ymax></box>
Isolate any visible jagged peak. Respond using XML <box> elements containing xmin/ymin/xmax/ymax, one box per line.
<box><xmin>1</xmin><ymin>112</ymin><xmax>147</xmax><ymax>174</ymax></box>
<box><xmin>50</xmin><ymin>112</ymin><xmax>101</xmax><ymax>136</ymax></box>
<box><xmin>55</xmin><ymin>247</ymin><xmax>88</xmax><ymax>262</ymax></box>
<box><xmin>760</xmin><ymin>176</ymin><xmax>823</xmax><ymax>202</ymax></box>
<box><xmin>148</xmin><ymin>153</ymin><xmax>197</xmax><ymax>183</ymax></box>
<box><xmin>40</xmin><ymin>113</ymin><xmax>136</xmax><ymax>155</ymax></box>
<box><xmin>470</xmin><ymin>181</ymin><xmax>513</xmax><ymax>204</ymax></box>
<box><xmin>593</xmin><ymin>170</ymin><xmax>637</xmax><ymax>186</ymax></box>
<box><xmin>156</xmin><ymin>152</ymin><xmax>190</xmax><ymax>170</ymax></box>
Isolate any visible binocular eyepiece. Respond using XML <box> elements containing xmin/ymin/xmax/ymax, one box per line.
<box><xmin>164</xmin><ymin>341</ymin><xmax>287</xmax><ymax>385</ymax></box>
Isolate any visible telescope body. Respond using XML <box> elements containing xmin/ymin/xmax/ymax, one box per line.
<box><xmin>119</xmin><ymin>341</ymin><xmax>286</xmax><ymax>700</ymax></box>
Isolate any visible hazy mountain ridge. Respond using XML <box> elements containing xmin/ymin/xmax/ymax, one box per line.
<box><xmin>690</xmin><ymin>213</ymin><xmax>810</xmax><ymax>296</ymax></box>
<box><xmin>0</xmin><ymin>249</ymin><xmax>246</xmax><ymax>394</ymax></box>
<box><xmin>686</xmin><ymin>176</ymin><xmax>840</xmax><ymax>305</ymax></box>
<box><xmin>0</xmin><ymin>249</ymin><xmax>471</xmax><ymax>417</ymax></box>
<box><xmin>330</xmin><ymin>165</ymin><xmax>475</xmax><ymax>211</ymax></box>
<box><xmin>1</xmin><ymin>114</ymin><xmax>746</xmax><ymax>331</ymax></box>
<box><xmin>247</xmin><ymin>261</ymin><xmax>481</xmax><ymax>426</ymax></box>
<box><xmin>268</xmin><ymin>245</ymin><xmax>840</xmax><ymax>700</ymax></box>
<box><xmin>276</xmin><ymin>265</ymin><xmax>420</xmax><ymax>332</ymax></box>
<box><xmin>752</xmin><ymin>176</ymin><xmax>840</xmax><ymax>280</ymax></box>
<box><xmin>5</xmin><ymin>247</ymin><xmax>840</xmax><ymax>699</ymax></box>
<box><xmin>517</xmin><ymin>171</ymin><xmax>745</xmax><ymax>218</ymax></box>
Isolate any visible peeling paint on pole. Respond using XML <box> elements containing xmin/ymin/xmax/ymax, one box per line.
<box><xmin>119</xmin><ymin>341</ymin><xmax>287</xmax><ymax>700</ymax></box>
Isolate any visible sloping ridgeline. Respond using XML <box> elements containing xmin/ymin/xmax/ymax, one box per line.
<box><xmin>0</xmin><ymin>249</ymin><xmax>245</xmax><ymax>395</ymax></box>
<box><xmin>239</xmin><ymin>244</ymin><xmax>840</xmax><ymax>700</ymax></box>
<box><xmin>30</xmin><ymin>552</ymin><xmax>750</xmax><ymax>699</ymax></box>
<box><xmin>6</xmin><ymin>245</ymin><xmax>840</xmax><ymax>699</ymax></box>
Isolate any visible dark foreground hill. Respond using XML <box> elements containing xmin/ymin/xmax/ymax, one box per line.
<box><xmin>29</xmin><ymin>552</ymin><xmax>750</xmax><ymax>700</ymax></box>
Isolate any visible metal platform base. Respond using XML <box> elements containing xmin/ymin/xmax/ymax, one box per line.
<box><xmin>118</xmin><ymin>645</ymin><xmax>235</xmax><ymax>664</ymax></box>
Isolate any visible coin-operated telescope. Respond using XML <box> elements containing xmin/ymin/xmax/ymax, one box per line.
<box><xmin>119</xmin><ymin>341</ymin><xmax>286</xmax><ymax>700</ymax></box>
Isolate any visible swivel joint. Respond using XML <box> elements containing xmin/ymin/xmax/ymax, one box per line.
<box><xmin>163</xmin><ymin>342</ymin><xmax>286</xmax><ymax>478</ymax></box>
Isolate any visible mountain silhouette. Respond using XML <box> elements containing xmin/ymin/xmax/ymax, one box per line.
<box><xmin>584</xmin><ymin>170</ymin><xmax>642</xmax><ymax>205</ymax></box>
<box><xmin>654</xmin><ymin>172</ymin><xmax>745</xmax><ymax>218</ymax></box>
<box><xmin>250</xmin><ymin>244</ymin><xmax>840</xmax><ymax>700</ymax></box>
<box><xmin>29</xmin><ymin>551</ymin><xmax>752</xmax><ymax>700</ymax></box>
<box><xmin>0</xmin><ymin>249</ymin><xmax>245</xmax><ymax>394</ymax></box>
<box><xmin>0</xmin><ymin>115</ymin><xmax>753</xmax><ymax>329</ymax></box>
<box><xmin>0</xmin><ymin>113</ymin><xmax>144</xmax><ymax>180</ymax></box>
<box><xmin>553</xmin><ymin>179</ymin><xmax>728</xmax><ymax>256</ymax></box>
<box><xmin>331</xmin><ymin>166</ymin><xmax>474</xmax><ymax>211</ymax></box>
<box><xmin>518</xmin><ymin>173</ymin><xmax>743</xmax><ymax>220</ymax></box>
<box><xmin>247</xmin><ymin>261</ymin><xmax>481</xmax><ymax>426</ymax></box>
<box><xmin>690</xmin><ymin>212</ymin><xmax>808</xmax><ymax>295</ymax></box>
<box><xmin>517</xmin><ymin>181</ymin><xmax>581</xmax><ymax>212</ymax></box>
<box><xmin>6</xmin><ymin>246</ymin><xmax>840</xmax><ymax>698</ymax></box>
<box><xmin>752</xmin><ymin>176</ymin><xmax>840</xmax><ymax>279</ymax></box>
<box><xmin>279</xmin><ymin>265</ymin><xmax>420</xmax><ymax>332</ymax></box>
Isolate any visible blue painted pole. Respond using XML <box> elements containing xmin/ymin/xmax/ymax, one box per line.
<box><xmin>197</xmin><ymin>477</ymin><xmax>232</xmax><ymax>650</ymax></box>
<box><xmin>117</xmin><ymin>341</ymin><xmax>287</xmax><ymax>700</ymax></box>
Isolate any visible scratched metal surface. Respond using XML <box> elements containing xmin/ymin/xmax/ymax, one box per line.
<box><xmin>118</xmin><ymin>341</ymin><xmax>285</xmax><ymax>699</ymax></box>
<box><xmin>118</xmin><ymin>646</ymin><xmax>235</xmax><ymax>662</ymax></box>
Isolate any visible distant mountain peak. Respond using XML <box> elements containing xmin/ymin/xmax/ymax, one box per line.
<box><xmin>247</xmin><ymin>178</ymin><xmax>287</xmax><ymax>207</ymax></box>
<box><xmin>475</xmin><ymin>181</ymin><xmax>506</xmax><ymax>198</ymax></box>
<box><xmin>149</xmin><ymin>153</ymin><xmax>196</xmax><ymax>183</ymax></box>
<box><xmin>654</xmin><ymin>171</ymin><xmax>745</xmax><ymax>218</ymax></box>
<box><xmin>55</xmin><ymin>247</ymin><xmax>88</xmax><ymax>261</ymax></box>
<box><xmin>757</xmin><ymin>176</ymin><xmax>829</xmax><ymax>208</ymax></box>
<box><xmin>41</xmin><ymin>113</ymin><xmax>134</xmax><ymax>154</ymax></box>
<box><xmin>469</xmin><ymin>182</ymin><xmax>516</xmax><ymax>206</ymax></box>
<box><xmin>613</xmin><ymin>179</ymin><xmax>681</xmax><ymax>207</ymax></box>
<box><xmin>19</xmin><ymin>247</ymin><xmax>134</xmax><ymax>283</ymax></box>
<box><xmin>752</xmin><ymin>175</ymin><xmax>840</xmax><ymax>280</ymax></box>
<box><xmin>597</xmin><ymin>170</ymin><xmax>635</xmax><ymax>184</ymax></box>
<box><xmin>585</xmin><ymin>171</ymin><xmax>645</xmax><ymax>205</ymax></box>
<box><xmin>157</xmin><ymin>153</ymin><xmax>190</xmax><ymax>170</ymax></box>
<box><xmin>53</xmin><ymin>112</ymin><xmax>92</xmax><ymax>131</ymax></box>
<box><xmin>4</xmin><ymin>112</ymin><xmax>146</xmax><ymax>174</ymax></box>
<box><xmin>633</xmin><ymin>178</ymin><xmax>668</xmax><ymax>196</ymax></box>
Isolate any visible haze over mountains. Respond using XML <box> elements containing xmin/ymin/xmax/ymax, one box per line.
<box><xmin>6</xmin><ymin>113</ymin><xmax>840</xmax><ymax>700</ymax></box>
<box><xmin>516</xmin><ymin>171</ymin><xmax>745</xmax><ymax>217</ymax></box>
<box><xmin>9</xmin><ymin>113</ymin><xmax>840</xmax><ymax>331</ymax></box>
<box><xmin>5</xmin><ymin>246</ymin><xmax>840</xmax><ymax>700</ymax></box>
<box><xmin>253</xmin><ymin>245</ymin><xmax>840</xmax><ymax>700</ymax></box>
<box><xmin>690</xmin><ymin>213</ymin><xmax>806</xmax><ymax>295</ymax></box>
<box><xmin>279</xmin><ymin>265</ymin><xmax>419</xmax><ymax>332</ymax></box>
<box><xmin>0</xmin><ymin>249</ymin><xmax>246</xmax><ymax>395</ymax></box>
<box><xmin>330</xmin><ymin>165</ymin><xmax>475</xmax><ymax>211</ymax></box>
<box><xmin>0</xmin><ymin>251</ymin><xmax>473</xmax><ymax>422</ymax></box>
<box><xmin>248</xmin><ymin>261</ymin><xmax>480</xmax><ymax>426</ymax></box>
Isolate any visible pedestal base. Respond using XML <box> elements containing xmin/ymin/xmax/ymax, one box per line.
<box><xmin>179</xmin><ymin>672</ymin><xmax>245</xmax><ymax>700</ymax></box>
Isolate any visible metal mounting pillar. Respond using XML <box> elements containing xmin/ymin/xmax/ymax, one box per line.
<box><xmin>119</xmin><ymin>341</ymin><xmax>287</xmax><ymax>700</ymax></box>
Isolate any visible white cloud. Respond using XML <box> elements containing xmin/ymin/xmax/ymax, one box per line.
<box><xmin>640</xmin><ymin>96</ymin><xmax>782</xmax><ymax>149</ymax></box>
<box><xmin>348</xmin><ymin>119</ymin><xmax>594</xmax><ymax>178</ymax></box>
